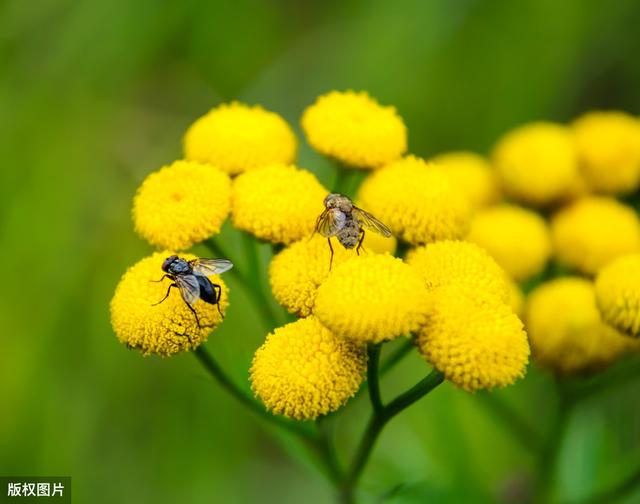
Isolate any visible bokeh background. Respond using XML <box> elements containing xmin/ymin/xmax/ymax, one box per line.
<box><xmin>2</xmin><ymin>0</ymin><xmax>640</xmax><ymax>502</ymax></box>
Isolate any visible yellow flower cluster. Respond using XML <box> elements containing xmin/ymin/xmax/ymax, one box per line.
<box><xmin>110</xmin><ymin>252</ymin><xmax>228</xmax><ymax>356</ymax></box>
<box><xmin>493</xmin><ymin>122</ymin><xmax>579</xmax><ymax>206</ymax></box>
<box><xmin>573</xmin><ymin>111</ymin><xmax>640</xmax><ymax>194</ymax></box>
<box><xmin>231</xmin><ymin>164</ymin><xmax>327</xmax><ymax>244</ymax></box>
<box><xmin>467</xmin><ymin>205</ymin><xmax>552</xmax><ymax>282</ymax></box>
<box><xmin>431</xmin><ymin>151</ymin><xmax>500</xmax><ymax>209</ymax></box>
<box><xmin>358</xmin><ymin>156</ymin><xmax>470</xmax><ymax>245</ymax></box>
<box><xmin>250</xmin><ymin>317</ymin><xmax>367</xmax><ymax>420</ymax></box>
<box><xmin>314</xmin><ymin>255</ymin><xmax>427</xmax><ymax>343</ymax></box>
<box><xmin>133</xmin><ymin>160</ymin><xmax>231</xmax><ymax>250</ymax></box>
<box><xmin>301</xmin><ymin>90</ymin><xmax>407</xmax><ymax>169</ymax></box>
<box><xmin>595</xmin><ymin>254</ymin><xmax>640</xmax><ymax>337</ymax></box>
<box><xmin>183</xmin><ymin>102</ymin><xmax>297</xmax><ymax>175</ymax></box>
<box><xmin>526</xmin><ymin>278</ymin><xmax>636</xmax><ymax>374</ymax></box>
<box><xmin>551</xmin><ymin>196</ymin><xmax>640</xmax><ymax>275</ymax></box>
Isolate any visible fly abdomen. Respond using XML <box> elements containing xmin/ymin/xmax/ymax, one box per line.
<box><xmin>196</xmin><ymin>275</ymin><xmax>218</xmax><ymax>305</ymax></box>
<box><xmin>338</xmin><ymin>220</ymin><xmax>360</xmax><ymax>249</ymax></box>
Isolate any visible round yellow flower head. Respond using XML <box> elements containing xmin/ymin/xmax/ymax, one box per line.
<box><xmin>406</xmin><ymin>240</ymin><xmax>511</xmax><ymax>304</ymax></box>
<box><xmin>269</xmin><ymin>234</ymin><xmax>395</xmax><ymax>317</ymax></box>
<box><xmin>417</xmin><ymin>286</ymin><xmax>529</xmax><ymax>391</ymax></box>
<box><xmin>314</xmin><ymin>254</ymin><xmax>427</xmax><ymax>343</ymax></box>
<box><xmin>301</xmin><ymin>90</ymin><xmax>407</xmax><ymax>169</ymax></box>
<box><xmin>110</xmin><ymin>252</ymin><xmax>229</xmax><ymax>356</ymax></box>
<box><xmin>493</xmin><ymin>122</ymin><xmax>579</xmax><ymax>206</ymax></box>
<box><xmin>357</xmin><ymin>156</ymin><xmax>470</xmax><ymax>245</ymax></box>
<box><xmin>467</xmin><ymin>205</ymin><xmax>552</xmax><ymax>282</ymax></box>
<box><xmin>183</xmin><ymin>102</ymin><xmax>297</xmax><ymax>175</ymax></box>
<box><xmin>573</xmin><ymin>111</ymin><xmax>640</xmax><ymax>194</ymax></box>
<box><xmin>250</xmin><ymin>316</ymin><xmax>367</xmax><ymax>420</ymax></box>
<box><xmin>551</xmin><ymin>197</ymin><xmax>640</xmax><ymax>275</ymax></box>
<box><xmin>595</xmin><ymin>254</ymin><xmax>640</xmax><ymax>337</ymax></box>
<box><xmin>231</xmin><ymin>164</ymin><xmax>327</xmax><ymax>244</ymax></box>
<box><xmin>133</xmin><ymin>160</ymin><xmax>232</xmax><ymax>250</ymax></box>
<box><xmin>526</xmin><ymin>278</ymin><xmax>636</xmax><ymax>374</ymax></box>
<box><xmin>431</xmin><ymin>151</ymin><xmax>500</xmax><ymax>209</ymax></box>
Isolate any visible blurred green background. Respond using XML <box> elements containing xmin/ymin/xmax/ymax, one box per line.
<box><xmin>2</xmin><ymin>0</ymin><xmax>640</xmax><ymax>502</ymax></box>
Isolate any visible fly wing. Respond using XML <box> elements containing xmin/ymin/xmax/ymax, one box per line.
<box><xmin>191</xmin><ymin>258</ymin><xmax>234</xmax><ymax>276</ymax></box>
<box><xmin>175</xmin><ymin>274</ymin><xmax>200</xmax><ymax>305</ymax></box>
<box><xmin>353</xmin><ymin>206</ymin><xmax>392</xmax><ymax>237</ymax></box>
<box><xmin>315</xmin><ymin>209</ymin><xmax>342</xmax><ymax>237</ymax></box>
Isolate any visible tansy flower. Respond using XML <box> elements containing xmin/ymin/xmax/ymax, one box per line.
<box><xmin>301</xmin><ymin>90</ymin><xmax>407</xmax><ymax>169</ymax></box>
<box><xmin>269</xmin><ymin>234</ymin><xmax>395</xmax><ymax>317</ymax></box>
<box><xmin>551</xmin><ymin>197</ymin><xmax>640</xmax><ymax>275</ymax></box>
<box><xmin>183</xmin><ymin>102</ymin><xmax>297</xmax><ymax>175</ymax></box>
<box><xmin>595</xmin><ymin>254</ymin><xmax>640</xmax><ymax>337</ymax></box>
<box><xmin>467</xmin><ymin>205</ymin><xmax>552</xmax><ymax>282</ymax></box>
<box><xmin>133</xmin><ymin>161</ymin><xmax>231</xmax><ymax>250</ymax></box>
<box><xmin>250</xmin><ymin>316</ymin><xmax>367</xmax><ymax>420</ymax></box>
<box><xmin>572</xmin><ymin>111</ymin><xmax>640</xmax><ymax>194</ymax></box>
<box><xmin>357</xmin><ymin>156</ymin><xmax>470</xmax><ymax>245</ymax></box>
<box><xmin>110</xmin><ymin>252</ymin><xmax>229</xmax><ymax>356</ymax></box>
<box><xmin>492</xmin><ymin>122</ymin><xmax>579</xmax><ymax>206</ymax></box>
<box><xmin>406</xmin><ymin>240</ymin><xmax>511</xmax><ymax>304</ymax></box>
<box><xmin>416</xmin><ymin>286</ymin><xmax>529</xmax><ymax>391</ymax></box>
<box><xmin>526</xmin><ymin>278</ymin><xmax>636</xmax><ymax>374</ymax></box>
<box><xmin>231</xmin><ymin>164</ymin><xmax>327</xmax><ymax>244</ymax></box>
<box><xmin>314</xmin><ymin>254</ymin><xmax>427</xmax><ymax>343</ymax></box>
<box><xmin>431</xmin><ymin>151</ymin><xmax>500</xmax><ymax>209</ymax></box>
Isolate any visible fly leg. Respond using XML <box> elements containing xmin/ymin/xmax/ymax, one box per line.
<box><xmin>213</xmin><ymin>284</ymin><xmax>224</xmax><ymax>319</ymax></box>
<box><xmin>152</xmin><ymin>283</ymin><xmax>178</xmax><ymax>306</ymax></box>
<box><xmin>356</xmin><ymin>229</ymin><xmax>366</xmax><ymax>255</ymax></box>
<box><xmin>328</xmin><ymin>238</ymin><xmax>335</xmax><ymax>271</ymax></box>
<box><xmin>150</xmin><ymin>274</ymin><xmax>172</xmax><ymax>283</ymax></box>
<box><xmin>183</xmin><ymin>300</ymin><xmax>201</xmax><ymax>330</ymax></box>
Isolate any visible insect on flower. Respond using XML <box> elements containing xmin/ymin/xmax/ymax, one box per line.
<box><xmin>314</xmin><ymin>193</ymin><xmax>392</xmax><ymax>269</ymax></box>
<box><xmin>152</xmin><ymin>256</ymin><xmax>233</xmax><ymax>328</ymax></box>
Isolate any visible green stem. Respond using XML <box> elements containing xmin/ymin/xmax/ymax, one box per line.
<box><xmin>193</xmin><ymin>346</ymin><xmax>314</xmax><ymax>440</ymax></box>
<box><xmin>340</xmin><ymin>370</ymin><xmax>444</xmax><ymax>502</ymax></box>
<box><xmin>367</xmin><ymin>344</ymin><xmax>384</xmax><ymax>414</ymax></box>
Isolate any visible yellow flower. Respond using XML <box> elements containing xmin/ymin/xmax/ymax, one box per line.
<box><xmin>431</xmin><ymin>151</ymin><xmax>500</xmax><ymax>209</ymax></box>
<box><xmin>467</xmin><ymin>205</ymin><xmax>552</xmax><ymax>282</ymax></box>
<box><xmin>231</xmin><ymin>164</ymin><xmax>328</xmax><ymax>244</ymax></box>
<box><xmin>133</xmin><ymin>161</ymin><xmax>231</xmax><ymax>250</ymax></box>
<box><xmin>183</xmin><ymin>102</ymin><xmax>297</xmax><ymax>175</ymax></box>
<box><xmin>416</xmin><ymin>286</ymin><xmax>529</xmax><ymax>391</ymax></box>
<box><xmin>301</xmin><ymin>90</ymin><xmax>407</xmax><ymax>169</ymax></box>
<box><xmin>357</xmin><ymin>156</ymin><xmax>470</xmax><ymax>245</ymax></box>
<box><xmin>406</xmin><ymin>240</ymin><xmax>511</xmax><ymax>304</ymax></box>
<box><xmin>493</xmin><ymin>122</ymin><xmax>579</xmax><ymax>206</ymax></box>
<box><xmin>314</xmin><ymin>254</ymin><xmax>427</xmax><ymax>343</ymax></box>
<box><xmin>526</xmin><ymin>278</ymin><xmax>636</xmax><ymax>374</ymax></box>
<box><xmin>250</xmin><ymin>317</ymin><xmax>367</xmax><ymax>420</ymax></box>
<box><xmin>269</xmin><ymin>234</ymin><xmax>395</xmax><ymax>317</ymax></box>
<box><xmin>595</xmin><ymin>254</ymin><xmax>640</xmax><ymax>337</ymax></box>
<box><xmin>110</xmin><ymin>252</ymin><xmax>229</xmax><ymax>356</ymax></box>
<box><xmin>573</xmin><ymin>111</ymin><xmax>640</xmax><ymax>194</ymax></box>
<box><xmin>551</xmin><ymin>197</ymin><xmax>640</xmax><ymax>275</ymax></box>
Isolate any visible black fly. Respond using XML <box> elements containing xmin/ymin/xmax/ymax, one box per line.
<box><xmin>151</xmin><ymin>255</ymin><xmax>233</xmax><ymax>328</ymax></box>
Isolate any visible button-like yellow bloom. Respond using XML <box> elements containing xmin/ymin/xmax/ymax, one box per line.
<box><xmin>231</xmin><ymin>164</ymin><xmax>327</xmax><ymax>244</ymax></box>
<box><xmin>110</xmin><ymin>252</ymin><xmax>229</xmax><ymax>356</ymax></box>
<box><xmin>526</xmin><ymin>278</ymin><xmax>636</xmax><ymax>374</ymax></box>
<box><xmin>551</xmin><ymin>197</ymin><xmax>640</xmax><ymax>275</ymax></box>
<box><xmin>493</xmin><ymin>122</ymin><xmax>579</xmax><ymax>206</ymax></box>
<box><xmin>269</xmin><ymin>234</ymin><xmax>396</xmax><ymax>317</ymax></box>
<box><xmin>250</xmin><ymin>317</ymin><xmax>367</xmax><ymax>420</ymax></box>
<box><xmin>183</xmin><ymin>102</ymin><xmax>297</xmax><ymax>175</ymax></box>
<box><xmin>406</xmin><ymin>240</ymin><xmax>510</xmax><ymax>304</ymax></box>
<box><xmin>595</xmin><ymin>254</ymin><xmax>640</xmax><ymax>337</ymax></box>
<box><xmin>301</xmin><ymin>90</ymin><xmax>407</xmax><ymax>169</ymax></box>
<box><xmin>467</xmin><ymin>205</ymin><xmax>552</xmax><ymax>282</ymax></box>
<box><xmin>133</xmin><ymin>160</ymin><xmax>231</xmax><ymax>251</ymax></box>
<box><xmin>573</xmin><ymin>111</ymin><xmax>640</xmax><ymax>194</ymax></box>
<box><xmin>314</xmin><ymin>255</ymin><xmax>427</xmax><ymax>343</ymax></box>
<box><xmin>357</xmin><ymin>156</ymin><xmax>470</xmax><ymax>245</ymax></box>
<box><xmin>431</xmin><ymin>151</ymin><xmax>500</xmax><ymax>209</ymax></box>
<box><xmin>417</xmin><ymin>286</ymin><xmax>529</xmax><ymax>391</ymax></box>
